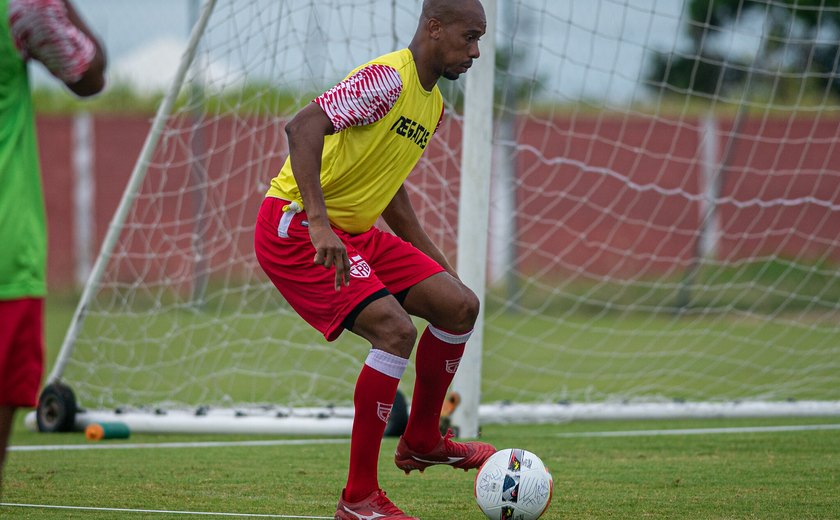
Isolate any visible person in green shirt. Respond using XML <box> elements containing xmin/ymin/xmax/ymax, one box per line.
<box><xmin>0</xmin><ymin>0</ymin><xmax>105</xmax><ymax>496</ymax></box>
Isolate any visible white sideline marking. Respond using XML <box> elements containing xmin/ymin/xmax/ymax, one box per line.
<box><xmin>9</xmin><ymin>438</ymin><xmax>349</xmax><ymax>452</ymax></box>
<box><xmin>554</xmin><ymin>423</ymin><xmax>840</xmax><ymax>438</ymax></box>
<box><xmin>0</xmin><ymin>503</ymin><xmax>332</xmax><ymax>518</ymax></box>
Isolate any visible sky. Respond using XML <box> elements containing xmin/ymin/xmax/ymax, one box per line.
<box><xmin>29</xmin><ymin>0</ymin><xmax>762</xmax><ymax>104</ymax></box>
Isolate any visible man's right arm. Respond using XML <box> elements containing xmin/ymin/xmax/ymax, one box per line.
<box><xmin>285</xmin><ymin>102</ymin><xmax>351</xmax><ymax>290</ymax></box>
<box><xmin>285</xmin><ymin>63</ymin><xmax>402</xmax><ymax>290</ymax></box>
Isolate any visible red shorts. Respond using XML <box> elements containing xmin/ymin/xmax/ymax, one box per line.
<box><xmin>0</xmin><ymin>298</ymin><xmax>45</xmax><ymax>407</ymax></box>
<box><xmin>254</xmin><ymin>197</ymin><xmax>444</xmax><ymax>341</ymax></box>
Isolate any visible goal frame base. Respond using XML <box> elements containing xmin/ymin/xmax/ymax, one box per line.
<box><xmin>25</xmin><ymin>400</ymin><xmax>840</xmax><ymax>435</ymax></box>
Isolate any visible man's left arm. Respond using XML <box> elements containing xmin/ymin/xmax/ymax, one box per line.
<box><xmin>59</xmin><ymin>0</ymin><xmax>106</xmax><ymax>96</ymax></box>
<box><xmin>10</xmin><ymin>0</ymin><xmax>106</xmax><ymax>96</ymax></box>
<box><xmin>382</xmin><ymin>184</ymin><xmax>458</xmax><ymax>278</ymax></box>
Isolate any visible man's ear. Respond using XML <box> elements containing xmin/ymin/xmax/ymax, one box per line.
<box><xmin>427</xmin><ymin>17</ymin><xmax>443</xmax><ymax>40</ymax></box>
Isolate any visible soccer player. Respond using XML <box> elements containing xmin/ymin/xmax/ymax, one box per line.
<box><xmin>0</xmin><ymin>0</ymin><xmax>106</xmax><ymax>496</ymax></box>
<box><xmin>254</xmin><ymin>0</ymin><xmax>493</xmax><ymax>518</ymax></box>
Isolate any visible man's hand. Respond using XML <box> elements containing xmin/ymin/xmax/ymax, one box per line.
<box><xmin>308</xmin><ymin>223</ymin><xmax>351</xmax><ymax>291</ymax></box>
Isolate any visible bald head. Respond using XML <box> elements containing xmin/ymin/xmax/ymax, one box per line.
<box><xmin>421</xmin><ymin>0</ymin><xmax>485</xmax><ymax>26</ymax></box>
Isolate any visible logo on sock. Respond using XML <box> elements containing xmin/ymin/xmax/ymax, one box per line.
<box><xmin>445</xmin><ymin>357</ymin><xmax>461</xmax><ymax>374</ymax></box>
<box><xmin>349</xmin><ymin>254</ymin><xmax>371</xmax><ymax>278</ymax></box>
<box><xmin>376</xmin><ymin>402</ymin><xmax>393</xmax><ymax>423</ymax></box>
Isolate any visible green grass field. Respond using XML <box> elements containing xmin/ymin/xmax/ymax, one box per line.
<box><xmin>2</xmin><ymin>294</ymin><xmax>839</xmax><ymax>519</ymax></box>
<box><xmin>4</xmin><ymin>419</ymin><xmax>840</xmax><ymax>519</ymax></box>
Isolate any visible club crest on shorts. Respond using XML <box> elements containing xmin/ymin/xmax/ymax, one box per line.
<box><xmin>376</xmin><ymin>401</ymin><xmax>393</xmax><ymax>423</ymax></box>
<box><xmin>349</xmin><ymin>254</ymin><xmax>371</xmax><ymax>278</ymax></box>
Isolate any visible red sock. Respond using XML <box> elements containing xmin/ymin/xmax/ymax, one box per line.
<box><xmin>344</xmin><ymin>350</ymin><xmax>406</xmax><ymax>503</ymax></box>
<box><xmin>402</xmin><ymin>326</ymin><xmax>470</xmax><ymax>453</ymax></box>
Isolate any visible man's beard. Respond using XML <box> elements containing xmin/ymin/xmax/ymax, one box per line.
<box><xmin>442</xmin><ymin>70</ymin><xmax>461</xmax><ymax>81</ymax></box>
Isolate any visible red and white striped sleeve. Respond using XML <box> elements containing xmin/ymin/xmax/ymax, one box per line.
<box><xmin>314</xmin><ymin>64</ymin><xmax>403</xmax><ymax>133</ymax></box>
<box><xmin>8</xmin><ymin>0</ymin><xmax>97</xmax><ymax>85</ymax></box>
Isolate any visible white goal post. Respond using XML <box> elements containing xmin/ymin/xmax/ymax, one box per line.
<box><xmin>32</xmin><ymin>0</ymin><xmax>840</xmax><ymax>435</ymax></box>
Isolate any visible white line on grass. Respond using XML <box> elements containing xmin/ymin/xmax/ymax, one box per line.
<box><xmin>9</xmin><ymin>438</ymin><xmax>349</xmax><ymax>452</ymax></box>
<box><xmin>0</xmin><ymin>503</ymin><xmax>332</xmax><ymax>518</ymax></box>
<box><xmin>554</xmin><ymin>423</ymin><xmax>840</xmax><ymax>438</ymax></box>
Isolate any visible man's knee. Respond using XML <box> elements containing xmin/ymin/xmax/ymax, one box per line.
<box><xmin>460</xmin><ymin>287</ymin><xmax>481</xmax><ymax>329</ymax></box>
<box><xmin>404</xmin><ymin>273</ymin><xmax>480</xmax><ymax>334</ymax></box>
<box><xmin>441</xmin><ymin>285</ymin><xmax>479</xmax><ymax>334</ymax></box>
<box><xmin>352</xmin><ymin>298</ymin><xmax>417</xmax><ymax>358</ymax></box>
<box><xmin>371</xmin><ymin>313</ymin><xmax>417</xmax><ymax>358</ymax></box>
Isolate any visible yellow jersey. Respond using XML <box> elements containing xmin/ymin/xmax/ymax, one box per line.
<box><xmin>267</xmin><ymin>48</ymin><xmax>444</xmax><ymax>234</ymax></box>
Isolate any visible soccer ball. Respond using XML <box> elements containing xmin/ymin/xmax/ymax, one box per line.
<box><xmin>474</xmin><ymin>448</ymin><xmax>553</xmax><ymax>520</ymax></box>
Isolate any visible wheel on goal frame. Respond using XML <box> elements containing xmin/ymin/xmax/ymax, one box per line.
<box><xmin>36</xmin><ymin>381</ymin><xmax>78</xmax><ymax>432</ymax></box>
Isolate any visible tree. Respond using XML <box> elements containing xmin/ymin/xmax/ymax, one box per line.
<box><xmin>646</xmin><ymin>0</ymin><xmax>840</xmax><ymax>101</ymax></box>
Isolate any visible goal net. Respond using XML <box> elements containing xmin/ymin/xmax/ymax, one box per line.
<box><xmin>42</xmin><ymin>0</ymin><xmax>840</xmax><ymax>433</ymax></box>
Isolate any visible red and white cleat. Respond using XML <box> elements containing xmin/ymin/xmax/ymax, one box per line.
<box><xmin>394</xmin><ymin>429</ymin><xmax>496</xmax><ymax>474</ymax></box>
<box><xmin>334</xmin><ymin>488</ymin><xmax>419</xmax><ymax>520</ymax></box>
